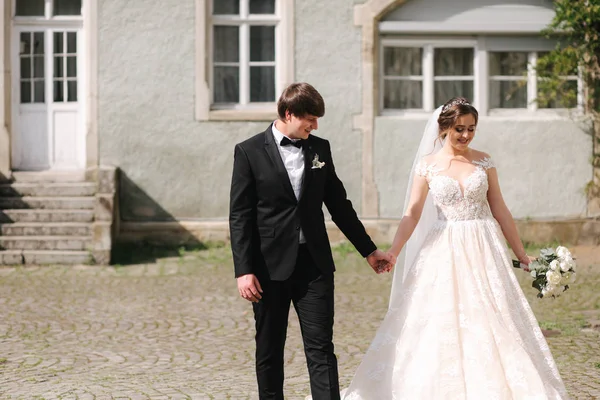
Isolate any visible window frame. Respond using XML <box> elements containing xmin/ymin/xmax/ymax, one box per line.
<box><xmin>196</xmin><ymin>0</ymin><xmax>294</xmax><ymax>121</ymax></box>
<box><xmin>379</xmin><ymin>36</ymin><xmax>584</xmax><ymax>116</ymax></box>
<box><xmin>380</xmin><ymin>37</ymin><xmax>478</xmax><ymax>115</ymax></box>
<box><xmin>13</xmin><ymin>0</ymin><xmax>83</xmax><ymax>22</ymax></box>
<box><xmin>209</xmin><ymin>4</ymin><xmax>278</xmax><ymax>108</ymax></box>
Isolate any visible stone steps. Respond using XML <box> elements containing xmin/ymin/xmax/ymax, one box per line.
<box><xmin>10</xmin><ymin>170</ymin><xmax>87</xmax><ymax>183</ymax></box>
<box><xmin>0</xmin><ymin>196</ymin><xmax>95</xmax><ymax>210</ymax></box>
<box><xmin>0</xmin><ymin>236</ymin><xmax>91</xmax><ymax>251</ymax></box>
<box><xmin>0</xmin><ymin>222</ymin><xmax>91</xmax><ymax>236</ymax></box>
<box><xmin>0</xmin><ymin>250</ymin><xmax>93</xmax><ymax>265</ymax></box>
<box><xmin>0</xmin><ymin>209</ymin><xmax>95</xmax><ymax>223</ymax></box>
<box><xmin>0</xmin><ymin>182</ymin><xmax>96</xmax><ymax>197</ymax></box>
<box><xmin>0</xmin><ymin>168</ymin><xmax>117</xmax><ymax>265</ymax></box>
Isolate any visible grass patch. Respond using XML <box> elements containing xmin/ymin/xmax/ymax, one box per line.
<box><xmin>112</xmin><ymin>240</ymin><xmax>393</xmax><ymax>266</ymax></box>
<box><xmin>332</xmin><ymin>242</ymin><xmax>359</xmax><ymax>256</ymax></box>
<box><xmin>111</xmin><ymin>241</ymin><xmax>227</xmax><ymax>265</ymax></box>
<box><xmin>539</xmin><ymin>318</ymin><xmax>586</xmax><ymax>336</ymax></box>
<box><xmin>522</xmin><ymin>240</ymin><xmax>566</xmax><ymax>255</ymax></box>
<box><xmin>331</xmin><ymin>242</ymin><xmax>392</xmax><ymax>256</ymax></box>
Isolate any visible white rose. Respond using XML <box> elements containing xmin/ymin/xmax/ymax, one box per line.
<box><xmin>556</xmin><ymin>246</ymin><xmax>571</xmax><ymax>259</ymax></box>
<box><xmin>559</xmin><ymin>261</ymin><xmax>569</xmax><ymax>272</ymax></box>
<box><xmin>561</xmin><ymin>254</ymin><xmax>575</xmax><ymax>268</ymax></box>
<box><xmin>548</xmin><ymin>284</ymin><xmax>560</xmax><ymax>295</ymax></box>
<box><xmin>530</xmin><ymin>270</ymin><xmax>537</xmax><ymax>278</ymax></box>
<box><xmin>569</xmin><ymin>272</ymin><xmax>577</xmax><ymax>283</ymax></box>
<box><xmin>543</xmin><ymin>285</ymin><xmax>556</xmax><ymax>297</ymax></box>
<box><xmin>546</xmin><ymin>270</ymin><xmax>562</xmax><ymax>286</ymax></box>
<box><xmin>549</xmin><ymin>260</ymin><xmax>560</xmax><ymax>271</ymax></box>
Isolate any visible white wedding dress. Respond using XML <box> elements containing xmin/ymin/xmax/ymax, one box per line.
<box><xmin>339</xmin><ymin>157</ymin><xmax>569</xmax><ymax>399</ymax></box>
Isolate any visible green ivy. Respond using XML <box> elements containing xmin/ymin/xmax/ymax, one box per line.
<box><xmin>538</xmin><ymin>0</ymin><xmax>600</xmax><ymax>201</ymax></box>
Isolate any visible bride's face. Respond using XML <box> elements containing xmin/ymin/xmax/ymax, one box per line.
<box><xmin>446</xmin><ymin>113</ymin><xmax>477</xmax><ymax>150</ymax></box>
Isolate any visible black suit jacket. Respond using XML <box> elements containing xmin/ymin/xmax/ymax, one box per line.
<box><xmin>229</xmin><ymin>125</ymin><xmax>377</xmax><ymax>281</ymax></box>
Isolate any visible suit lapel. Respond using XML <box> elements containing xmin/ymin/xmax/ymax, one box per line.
<box><xmin>263</xmin><ymin>127</ymin><xmax>297</xmax><ymax>202</ymax></box>
<box><xmin>298</xmin><ymin>137</ymin><xmax>314</xmax><ymax>202</ymax></box>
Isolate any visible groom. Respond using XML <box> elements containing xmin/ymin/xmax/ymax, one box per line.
<box><xmin>229</xmin><ymin>82</ymin><xmax>395</xmax><ymax>399</ymax></box>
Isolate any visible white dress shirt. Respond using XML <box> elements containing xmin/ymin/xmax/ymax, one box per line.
<box><xmin>272</xmin><ymin>122</ymin><xmax>306</xmax><ymax>243</ymax></box>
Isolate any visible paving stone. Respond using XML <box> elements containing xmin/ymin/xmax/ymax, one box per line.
<box><xmin>0</xmin><ymin>244</ymin><xmax>597</xmax><ymax>399</ymax></box>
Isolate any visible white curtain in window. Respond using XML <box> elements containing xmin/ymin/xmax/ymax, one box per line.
<box><xmin>213</xmin><ymin>0</ymin><xmax>239</xmax><ymax>15</ymax></box>
<box><xmin>213</xmin><ymin>26</ymin><xmax>240</xmax><ymax>103</ymax></box>
<box><xmin>383</xmin><ymin>47</ymin><xmax>423</xmax><ymax>109</ymax></box>
<box><xmin>16</xmin><ymin>0</ymin><xmax>45</xmax><ymax>16</ymax></box>
<box><xmin>54</xmin><ymin>0</ymin><xmax>82</xmax><ymax>16</ymax></box>
<box><xmin>489</xmin><ymin>52</ymin><xmax>527</xmax><ymax>108</ymax></box>
<box><xmin>249</xmin><ymin>26</ymin><xmax>275</xmax><ymax>102</ymax></box>
<box><xmin>384</xmin><ymin>81</ymin><xmax>423</xmax><ymax>109</ymax></box>
<box><xmin>434</xmin><ymin>48</ymin><xmax>474</xmax><ymax>105</ymax></box>
<box><xmin>249</xmin><ymin>0</ymin><xmax>275</xmax><ymax>14</ymax></box>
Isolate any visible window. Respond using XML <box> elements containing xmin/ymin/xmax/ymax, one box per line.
<box><xmin>15</xmin><ymin>0</ymin><xmax>82</xmax><ymax>105</ymax></box>
<box><xmin>381</xmin><ymin>40</ymin><xmax>476</xmax><ymax>112</ymax></box>
<box><xmin>381</xmin><ymin>37</ymin><xmax>582</xmax><ymax>114</ymax></box>
<box><xmin>16</xmin><ymin>0</ymin><xmax>82</xmax><ymax>17</ymax></box>
<box><xmin>53</xmin><ymin>31</ymin><xmax>78</xmax><ymax>102</ymax></box>
<box><xmin>382</xmin><ymin>47</ymin><xmax>422</xmax><ymax>109</ymax></box>
<box><xmin>197</xmin><ymin>0</ymin><xmax>293</xmax><ymax>120</ymax></box>
<box><xmin>434</xmin><ymin>48</ymin><xmax>474</xmax><ymax>107</ymax></box>
<box><xmin>535</xmin><ymin>52</ymin><xmax>578</xmax><ymax>109</ymax></box>
<box><xmin>19</xmin><ymin>32</ymin><xmax>45</xmax><ymax>103</ymax></box>
<box><xmin>17</xmin><ymin>32</ymin><xmax>80</xmax><ymax>107</ymax></box>
<box><xmin>489</xmin><ymin>52</ymin><xmax>528</xmax><ymax>108</ymax></box>
<box><xmin>488</xmin><ymin>51</ymin><xmax>577</xmax><ymax>109</ymax></box>
<box><xmin>211</xmin><ymin>0</ymin><xmax>277</xmax><ymax>107</ymax></box>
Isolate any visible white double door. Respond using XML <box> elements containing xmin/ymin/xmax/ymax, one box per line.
<box><xmin>12</xmin><ymin>27</ymin><xmax>84</xmax><ymax>171</ymax></box>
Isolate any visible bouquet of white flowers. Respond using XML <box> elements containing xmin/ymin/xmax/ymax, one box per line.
<box><xmin>513</xmin><ymin>246</ymin><xmax>576</xmax><ymax>298</ymax></box>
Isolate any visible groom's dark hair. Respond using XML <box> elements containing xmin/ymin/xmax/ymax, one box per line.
<box><xmin>277</xmin><ymin>83</ymin><xmax>325</xmax><ymax>119</ymax></box>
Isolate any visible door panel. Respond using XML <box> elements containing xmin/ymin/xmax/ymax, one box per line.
<box><xmin>14</xmin><ymin>30</ymin><xmax>49</xmax><ymax>170</ymax></box>
<box><xmin>18</xmin><ymin>108</ymin><xmax>49</xmax><ymax>169</ymax></box>
<box><xmin>50</xmin><ymin>30</ymin><xmax>80</xmax><ymax>169</ymax></box>
<box><xmin>53</xmin><ymin>109</ymin><xmax>78</xmax><ymax>168</ymax></box>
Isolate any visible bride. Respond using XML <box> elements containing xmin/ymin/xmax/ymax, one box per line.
<box><xmin>313</xmin><ymin>97</ymin><xmax>569</xmax><ymax>399</ymax></box>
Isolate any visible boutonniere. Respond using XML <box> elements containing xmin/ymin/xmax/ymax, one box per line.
<box><xmin>311</xmin><ymin>154</ymin><xmax>325</xmax><ymax>169</ymax></box>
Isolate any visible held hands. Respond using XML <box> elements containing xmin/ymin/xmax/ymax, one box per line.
<box><xmin>366</xmin><ymin>249</ymin><xmax>397</xmax><ymax>274</ymax></box>
<box><xmin>237</xmin><ymin>274</ymin><xmax>263</xmax><ymax>303</ymax></box>
<box><xmin>238</xmin><ymin>250</ymin><xmax>396</xmax><ymax>302</ymax></box>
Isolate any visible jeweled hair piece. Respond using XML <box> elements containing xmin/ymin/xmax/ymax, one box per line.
<box><xmin>441</xmin><ymin>98</ymin><xmax>471</xmax><ymax>113</ymax></box>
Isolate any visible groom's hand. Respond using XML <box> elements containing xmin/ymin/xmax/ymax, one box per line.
<box><xmin>366</xmin><ymin>250</ymin><xmax>396</xmax><ymax>274</ymax></box>
<box><xmin>237</xmin><ymin>274</ymin><xmax>263</xmax><ymax>303</ymax></box>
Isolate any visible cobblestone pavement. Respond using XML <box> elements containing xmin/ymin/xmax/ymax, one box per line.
<box><xmin>0</xmin><ymin>244</ymin><xmax>599</xmax><ymax>400</ymax></box>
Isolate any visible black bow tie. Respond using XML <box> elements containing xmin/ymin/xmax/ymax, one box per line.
<box><xmin>280</xmin><ymin>137</ymin><xmax>304</xmax><ymax>148</ymax></box>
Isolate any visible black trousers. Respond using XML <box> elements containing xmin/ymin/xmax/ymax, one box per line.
<box><xmin>253</xmin><ymin>244</ymin><xmax>340</xmax><ymax>400</ymax></box>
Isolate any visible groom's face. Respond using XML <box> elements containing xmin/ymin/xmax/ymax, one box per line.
<box><xmin>286</xmin><ymin>112</ymin><xmax>319</xmax><ymax>140</ymax></box>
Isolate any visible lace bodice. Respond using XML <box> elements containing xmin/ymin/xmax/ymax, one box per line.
<box><xmin>416</xmin><ymin>157</ymin><xmax>496</xmax><ymax>221</ymax></box>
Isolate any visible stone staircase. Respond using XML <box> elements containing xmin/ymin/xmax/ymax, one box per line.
<box><xmin>0</xmin><ymin>169</ymin><xmax>117</xmax><ymax>265</ymax></box>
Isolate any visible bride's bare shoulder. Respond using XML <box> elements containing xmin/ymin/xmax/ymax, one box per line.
<box><xmin>471</xmin><ymin>149</ymin><xmax>491</xmax><ymax>160</ymax></box>
<box><xmin>469</xmin><ymin>149</ymin><xmax>491</xmax><ymax>162</ymax></box>
<box><xmin>421</xmin><ymin>154</ymin><xmax>439</xmax><ymax>165</ymax></box>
